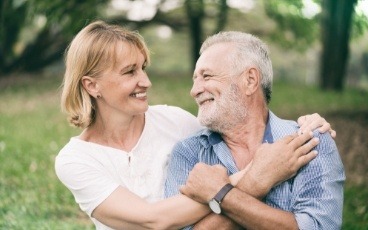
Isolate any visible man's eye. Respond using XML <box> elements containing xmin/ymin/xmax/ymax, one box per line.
<box><xmin>203</xmin><ymin>74</ymin><xmax>212</xmax><ymax>79</ymax></box>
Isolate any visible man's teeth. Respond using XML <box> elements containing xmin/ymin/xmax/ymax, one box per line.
<box><xmin>200</xmin><ymin>99</ymin><xmax>213</xmax><ymax>105</ymax></box>
<box><xmin>132</xmin><ymin>92</ymin><xmax>146</xmax><ymax>98</ymax></box>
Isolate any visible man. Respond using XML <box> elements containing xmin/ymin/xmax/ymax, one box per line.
<box><xmin>165</xmin><ymin>31</ymin><xmax>345</xmax><ymax>229</ymax></box>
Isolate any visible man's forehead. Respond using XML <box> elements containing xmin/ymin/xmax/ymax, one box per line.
<box><xmin>195</xmin><ymin>48</ymin><xmax>233</xmax><ymax>73</ymax></box>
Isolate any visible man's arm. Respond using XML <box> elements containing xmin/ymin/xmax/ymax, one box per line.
<box><xmin>223</xmin><ymin>132</ymin><xmax>344</xmax><ymax>229</ymax></box>
<box><xmin>181</xmin><ymin>132</ymin><xmax>345</xmax><ymax>229</ymax></box>
<box><xmin>182</xmin><ymin>132</ymin><xmax>319</xmax><ymax>229</ymax></box>
<box><xmin>181</xmin><ymin>163</ymin><xmax>300</xmax><ymax>230</ymax></box>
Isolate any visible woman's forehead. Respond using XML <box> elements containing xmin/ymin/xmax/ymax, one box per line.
<box><xmin>112</xmin><ymin>42</ymin><xmax>145</xmax><ymax>67</ymax></box>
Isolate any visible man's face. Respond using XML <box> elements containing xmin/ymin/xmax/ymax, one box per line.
<box><xmin>191</xmin><ymin>43</ymin><xmax>247</xmax><ymax>132</ymax></box>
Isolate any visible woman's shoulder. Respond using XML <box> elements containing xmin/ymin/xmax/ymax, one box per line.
<box><xmin>146</xmin><ymin>105</ymin><xmax>202</xmax><ymax>136</ymax></box>
<box><xmin>57</xmin><ymin>137</ymin><xmax>89</xmax><ymax>156</ymax></box>
<box><xmin>147</xmin><ymin>105</ymin><xmax>196</xmax><ymax>121</ymax></box>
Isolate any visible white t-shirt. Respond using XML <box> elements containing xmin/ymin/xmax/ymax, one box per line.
<box><xmin>55</xmin><ymin>105</ymin><xmax>202</xmax><ymax>229</ymax></box>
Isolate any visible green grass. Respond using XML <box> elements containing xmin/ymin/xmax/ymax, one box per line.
<box><xmin>270</xmin><ymin>81</ymin><xmax>368</xmax><ymax>117</ymax></box>
<box><xmin>0</xmin><ymin>73</ymin><xmax>367</xmax><ymax>229</ymax></box>
<box><xmin>343</xmin><ymin>186</ymin><xmax>368</xmax><ymax>229</ymax></box>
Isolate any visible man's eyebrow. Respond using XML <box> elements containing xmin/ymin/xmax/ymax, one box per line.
<box><xmin>193</xmin><ymin>68</ymin><xmax>210</xmax><ymax>80</ymax></box>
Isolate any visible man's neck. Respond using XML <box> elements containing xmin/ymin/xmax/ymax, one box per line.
<box><xmin>221</xmin><ymin>107</ymin><xmax>269</xmax><ymax>170</ymax></box>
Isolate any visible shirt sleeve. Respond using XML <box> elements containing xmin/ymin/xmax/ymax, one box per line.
<box><xmin>164</xmin><ymin>138</ymin><xmax>202</xmax><ymax>230</ymax></box>
<box><xmin>166</xmin><ymin>105</ymin><xmax>203</xmax><ymax>138</ymax></box>
<box><xmin>55</xmin><ymin>154</ymin><xmax>120</xmax><ymax>216</ymax></box>
<box><xmin>291</xmin><ymin>132</ymin><xmax>345</xmax><ymax>229</ymax></box>
<box><xmin>164</xmin><ymin>138</ymin><xmax>200</xmax><ymax>198</ymax></box>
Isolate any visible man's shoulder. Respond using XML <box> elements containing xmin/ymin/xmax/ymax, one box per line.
<box><xmin>172</xmin><ymin>129</ymin><xmax>209</xmax><ymax>154</ymax></box>
<box><xmin>268</xmin><ymin>111</ymin><xmax>299</xmax><ymax>139</ymax></box>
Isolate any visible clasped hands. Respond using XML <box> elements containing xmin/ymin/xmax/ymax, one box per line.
<box><xmin>180</xmin><ymin>131</ymin><xmax>320</xmax><ymax>204</ymax></box>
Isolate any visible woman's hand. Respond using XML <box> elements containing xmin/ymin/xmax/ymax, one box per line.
<box><xmin>297</xmin><ymin>113</ymin><xmax>336</xmax><ymax>138</ymax></box>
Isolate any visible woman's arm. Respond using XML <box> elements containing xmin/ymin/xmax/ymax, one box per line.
<box><xmin>91</xmin><ymin>169</ymin><xmax>247</xmax><ymax>229</ymax></box>
<box><xmin>92</xmin><ymin>186</ymin><xmax>209</xmax><ymax>230</ymax></box>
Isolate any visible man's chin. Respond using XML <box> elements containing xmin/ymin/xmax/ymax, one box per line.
<box><xmin>198</xmin><ymin>116</ymin><xmax>214</xmax><ymax>127</ymax></box>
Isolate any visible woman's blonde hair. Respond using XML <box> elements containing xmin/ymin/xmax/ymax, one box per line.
<box><xmin>61</xmin><ymin>20</ymin><xmax>150</xmax><ymax>128</ymax></box>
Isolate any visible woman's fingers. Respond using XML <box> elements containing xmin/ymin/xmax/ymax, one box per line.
<box><xmin>297</xmin><ymin>113</ymin><xmax>336</xmax><ymax>138</ymax></box>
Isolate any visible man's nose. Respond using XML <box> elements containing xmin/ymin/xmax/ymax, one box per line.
<box><xmin>190</xmin><ymin>77</ymin><xmax>204</xmax><ymax>98</ymax></box>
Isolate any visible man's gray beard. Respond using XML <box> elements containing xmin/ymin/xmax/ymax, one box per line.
<box><xmin>198</xmin><ymin>83</ymin><xmax>246</xmax><ymax>133</ymax></box>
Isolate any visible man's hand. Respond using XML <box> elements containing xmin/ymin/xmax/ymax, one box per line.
<box><xmin>241</xmin><ymin>131</ymin><xmax>319</xmax><ymax>198</ymax></box>
<box><xmin>297</xmin><ymin>113</ymin><xmax>336</xmax><ymax>138</ymax></box>
<box><xmin>180</xmin><ymin>163</ymin><xmax>230</xmax><ymax>204</ymax></box>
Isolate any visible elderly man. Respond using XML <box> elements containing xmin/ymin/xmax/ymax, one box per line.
<box><xmin>165</xmin><ymin>31</ymin><xmax>345</xmax><ymax>229</ymax></box>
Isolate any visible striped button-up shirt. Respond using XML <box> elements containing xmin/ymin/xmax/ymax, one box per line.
<box><xmin>165</xmin><ymin>111</ymin><xmax>345</xmax><ymax>229</ymax></box>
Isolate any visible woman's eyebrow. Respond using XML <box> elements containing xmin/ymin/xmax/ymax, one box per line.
<box><xmin>119</xmin><ymin>64</ymin><xmax>136</xmax><ymax>73</ymax></box>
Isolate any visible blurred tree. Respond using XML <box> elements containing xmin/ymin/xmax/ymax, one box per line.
<box><xmin>0</xmin><ymin>0</ymin><xmax>230</xmax><ymax>75</ymax></box>
<box><xmin>184</xmin><ymin>0</ymin><xmax>228</xmax><ymax>69</ymax></box>
<box><xmin>320</xmin><ymin>0</ymin><xmax>357</xmax><ymax>90</ymax></box>
<box><xmin>2</xmin><ymin>0</ymin><xmax>366</xmax><ymax>86</ymax></box>
<box><xmin>264</xmin><ymin>0</ymin><xmax>367</xmax><ymax>91</ymax></box>
<box><xmin>0</xmin><ymin>0</ymin><xmax>108</xmax><ymax>76</ymax></box>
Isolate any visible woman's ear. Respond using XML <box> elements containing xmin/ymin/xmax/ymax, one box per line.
<box><xmin>81</xmin><ymin>76</ymin><xmax>100</xmax><ymax>98</ymax></box>
<box><xmin>243</xmin><ymin>67</ymin><xmax>260</xmax><ymax>96</ymax></box>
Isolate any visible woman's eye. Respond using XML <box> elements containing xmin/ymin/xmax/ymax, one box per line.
<box><xmin>124</xmin><ymin>69</ymin><xmax>135</xmax><ymax>75</ymax></box>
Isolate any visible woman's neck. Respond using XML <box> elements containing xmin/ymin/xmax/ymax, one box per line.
<box><xmin>80</xmin><ymin>113</ymin><xmax>145</xmax><ymax>152</ymax></box>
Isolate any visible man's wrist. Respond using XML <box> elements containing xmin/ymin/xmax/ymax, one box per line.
<box><xmin>209</xmin><ymin>183</ymin><xmax>234</xmax><ymax>214</ymax></box>
<box><xmin>237</xmin><ymin>170</ymin><xmax>270</xmax><ymax>199</ymax></box>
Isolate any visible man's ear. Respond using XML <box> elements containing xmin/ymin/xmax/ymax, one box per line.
<box><xmin>243</xmin><ymin>67</ymin><xmax>260</xmax><ymax>96</ymax></box>
<box><xmin>81</xmin><ymin>76</ymin><xmax>100</xmax><ymax>98</ymax></box>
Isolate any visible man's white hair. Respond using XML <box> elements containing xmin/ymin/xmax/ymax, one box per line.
<box><xmin>200</xmin><ymin>31</ymin><xmax>273</xmax><ymax>104</ymax></box>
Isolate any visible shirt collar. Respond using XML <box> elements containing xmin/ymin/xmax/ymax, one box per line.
<box><xmin>263</xmin><ymin>111</ymin><xmax>274</xmax><ymax>143</ymax></box>
<box><xmin>198</xmin><ymin>110</ymin><xmax>276</xmax><ymax>147</ymax></box>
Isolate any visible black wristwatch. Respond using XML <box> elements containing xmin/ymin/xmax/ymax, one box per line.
<box><xmin>208</xmin><ymin>183</ymin><xmax>234</xmax><ymax>214</ymax></box>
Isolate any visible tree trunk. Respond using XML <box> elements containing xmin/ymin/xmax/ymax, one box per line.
<box><xmin>320</xmin><ymin>0</ymin><xmax>357</xmax><ymax>90</ymax></box>
<box><xmin>185</xmin><ymin>0</ymin><xmax>204</xmax><ymax>71</ymax></box>
<box><xmin>214</xmin><ymin>0</ymin><xmax>228</xmax><ymax>33</ymax></box>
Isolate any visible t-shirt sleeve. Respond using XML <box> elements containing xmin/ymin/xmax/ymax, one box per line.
<box><xmin>165</xmin><ymin>105</ymin><xmax>203</xmax><ymax>137</ymax></box>
<box><xmin>55</xmin><ymin>153</ymin><xmax>119</xmax><ymax>216</ymax></box>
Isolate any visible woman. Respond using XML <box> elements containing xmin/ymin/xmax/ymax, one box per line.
<box><xmin>55</xmin><ymin>21</ymin><xmax>334</xmax><ymax>229</ymax></box>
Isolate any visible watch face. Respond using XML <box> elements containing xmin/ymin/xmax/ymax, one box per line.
<box><xmin>209</xmin><ymin>199</ymin><xmax>221</xmax><ymax>214</ymax></box>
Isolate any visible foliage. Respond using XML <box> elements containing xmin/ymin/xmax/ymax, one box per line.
<box><xmin>0</xmin><ymin>0</ymin><xmax>108</xmax><ymax>75</ymax></box>
<box><xmin>1</xmin><ymin>0</ymin><xmax>368</xmax><ymax>91</ymax></box>
<box><xmin>352</xmin><ymin>5</ymin><xmax>368</xmax><ymax>37</ymax></box>
<box><xmin>264</xmin><ymin>0</ymin><xmax>368</xmax><ymax>51</ymax></box>
<box><xmin>264</xmin><ymin>0</ymin><xmax>319</xmax><ymax>51</ymax></box>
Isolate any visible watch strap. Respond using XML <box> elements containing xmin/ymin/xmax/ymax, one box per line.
<box><xmin>213</xmin><ymin>183</ymin><xmax>234</xmax><ymax>203</ymax></box>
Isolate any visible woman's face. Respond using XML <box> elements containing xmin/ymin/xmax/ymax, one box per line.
<box><xmin>95</xmin><ymin>41</ymin><xmax>152</xmax><ymax>118</ymax></box>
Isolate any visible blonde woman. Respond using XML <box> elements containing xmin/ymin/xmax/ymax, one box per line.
<box><xmin>55</xmin><ymin>21</ymin><xmax>334</xmax><ymax>229</ymax></box>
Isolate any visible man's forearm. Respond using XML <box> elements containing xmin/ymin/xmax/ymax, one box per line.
<box><xmin>193</xmin><ymin>213</ymin><xmax>242</xmax><ymax>230</ymax></box>
<box><xmin>221</xmin><ymin>188</ymin><xmax>298</xmax><ymax>230</ymax></box>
